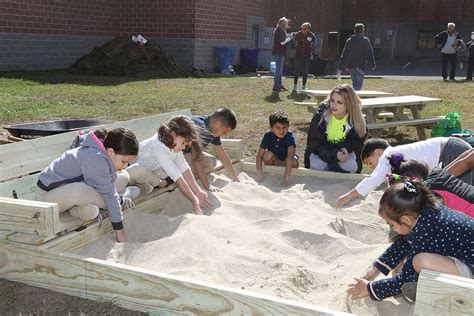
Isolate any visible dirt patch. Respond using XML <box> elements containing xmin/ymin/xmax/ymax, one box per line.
<box><xmin>70</xmin><ymin>37</ymin><xmax>188</xmax><ymax>78</ymax></box>
<box><xmin>0</xmin><ymin>279</ymin><xmax>148</xmax><ymax>315</ymax></box>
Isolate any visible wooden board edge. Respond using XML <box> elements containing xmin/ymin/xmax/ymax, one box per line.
<box><xmin>0</xmin><ymin>244</ymin><xmax>352</xmax><ymax>315</ymax></box>
<box><xmin>239</xmin><ymin>162</ymin><xmax>367</xmax><ymax>181</ymax></box>
<box><xmin>414</xmin><ymin>269</ymin><xmax>474</xmax><ymax>316</ymax></box>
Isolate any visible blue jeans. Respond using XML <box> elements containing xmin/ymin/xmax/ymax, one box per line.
<box><xmin>350</xmin><ymin>67</ymin><xmax>365</xmax><ymax>90</ymax></box>
<box><xmin>273</xmin><ymin>55</ymin><xmax>285</xmax><ymax>90</ymax></box>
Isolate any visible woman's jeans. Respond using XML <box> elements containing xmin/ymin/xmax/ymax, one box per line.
<box><xmin>273</xmin><ymin>55</ymin><xmax>285</xmax><ymax>90</ymax></box>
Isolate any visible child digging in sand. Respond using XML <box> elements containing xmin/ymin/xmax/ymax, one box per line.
<box><xmin>256</xmin><ymin>111</ymin><xmax>299</xmax><ymax>187</ymax></box>
<box><xmin>336</xmin><ymin>137</ymin><xmax>472</xmax><ymax>208</ymax></box>
<box><xmin>126</xmin><ymin>115</ymin><xmax>210</xmax><ymax>214</ymax></box>
<box><xmin>347</xmin><ymin>178</ymin><xmax>473</xmax><ymax>301</ymax></box>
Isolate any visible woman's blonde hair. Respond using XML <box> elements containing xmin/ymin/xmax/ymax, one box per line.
<box><xmin>276</xmin><ymin>17</ymin><xmax>289</xmax><ymax>30</ymax></box>
<box><xmin>320</xmin><ymin>84</ymin><xmax>366</xmax><ymax>137</ymax></box>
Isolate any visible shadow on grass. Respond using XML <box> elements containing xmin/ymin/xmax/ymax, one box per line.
<box><xmin>264</xmin><ymin>92</ymin><xmax>284</xmax><ymax>103</ymax></box>
<box><xmin>286</xmin><ymin>92</ymin><xmax>311</xmax><ymax>102</ymax></box>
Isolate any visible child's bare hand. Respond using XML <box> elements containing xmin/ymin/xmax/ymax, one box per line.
<box><xmin>206</xmin><ymin>184</ymin><xmax>222</xmax><ymax>192</ymax></box>
<box><xmin>362</xmin><ymin>267</ymin><xmax>381</xmax><ymax>281</ymax></box>
<box><xmin>337</xmin><ymin>148</ymin><xmax>349</xmax><ymax>162</ymax></box>
<box><xmin>281</xmin><ymin>176</ymin><xmax>290</xmax><ymax>187</ymax></box>
<box><xmin>232</xmin><ymin>175</ymin><xmax>240</xmax><ymax>182</ymax></box>
<box><xmin>335</xmin><ymin>193</ymin><xmax>351</xmax><ymax>209</ymax></box>
<box><xmin>347</xmin><ymin>277</ymin><xmax>369</xmax><ymax>299</ymax></box>
<box><xmin>196</xmin><ymin>189</ymin><xmax>211</xmax><ymax>208</ymax></box>
<box><xmin>192</xmin><ymin>201</ymin><xmax>204</xmax><ymax>215</ymax></box>
<box><xmin>256</xmin><ymin>171</ymin><xmax>265</xmax><ymax>183</ymax></box>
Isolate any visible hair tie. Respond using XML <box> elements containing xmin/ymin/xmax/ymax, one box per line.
<box><xmin>389</xmin><ymin>153</ymin><xmax>404</xmax><ymax>167</ymax></box>
<box><xmin>386</xmin><ymin>173</ymin><xmax>401</xmax><ymax>183</ymax></box>
<box><xmin>404</xmin><ymin>179</ymin><xmax>418</xmax><ymax>193</ymax></box>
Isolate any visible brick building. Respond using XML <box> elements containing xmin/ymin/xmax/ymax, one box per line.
<box><xmin>1</xmin><ymin>0</ymin><xmax>473</xmax><ymax>71</ymax></box>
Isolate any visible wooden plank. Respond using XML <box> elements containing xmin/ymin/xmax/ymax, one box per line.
<box><xmin>367</xmin><ymin>116</ymin><xmax>444</xmax><ymax>130</ymax></box>
<box><xmin>239</xmin><ymin>162</ymin><xmax>367</xmax><ymax>181</ymax></box>
<box><xmin>220</xmin><ymin>139</ymin><xmax>243</xmax><ymax>161</ymax></box>
<box><xmin>0</xmin><ymin>243</ymin><xmax>351</xmax><ymax>315</ymax></box>
<box><xmin>0</xmin><ymin>197</ymin><xmax>58</xmax><ymax>237</ymax></box>
<box><xmin>304</xmin><ymin>90</ymin><xmax>393</xmax><ymax>98</ymax></box>
<box><xmin>360</xmin><ymin>95</ymin><xmax>442</xmax><ymax>110</ymax></box>
<box><xmin>0</xmin><ymin>109</ymin><xmax>192</xmax><ymax>182</ymax></box>
<box><xmin>0</xmin><ymin>173</ymin><xmax>39</xmax><ymax>200</ymax></box>
<box><xmin>414</xmin><ymin>269</ymin><xmax>474</xmax><ymax>316</ymax></box>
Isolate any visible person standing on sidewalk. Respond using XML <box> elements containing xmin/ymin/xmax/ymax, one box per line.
<box><xmin>292</xmin><ymin>22</ymin><xmax>317</xmax><ymax>93</ymax></box>
<box><xmin>272</xmin><ymin>17</ymin><xmax>293</xmax><ymax>93</ymax></box>
<box><xmin>337</xmin><ymin>23</ymin><xmax>376</xmax><ymax>91</ymax></box>
<box><xmin>434</xmin><ymin>22</ymin><xmax>464</xmax><ymax>82</ymax></box>
<box><xmin>465</xmin><ymin>31</ymin><xmax>474</xmax><ymax>81</ymax></box>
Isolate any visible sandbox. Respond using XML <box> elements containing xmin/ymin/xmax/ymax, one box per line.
<box><xmin>1</xmin><ymin>110</ymin><xmax>472</xmax><ymax>315</ymax></box>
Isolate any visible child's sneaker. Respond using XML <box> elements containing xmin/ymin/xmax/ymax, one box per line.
<box><xmin>120</xmin><ymin>186</ymin><xmax>141</xmax><ymax>200</ymax></box>
<box><xmin>69</xmin><ymin>204</ymin><xmax>100</xmax><ymax>221</ymax></box>
<box><xmin>136</xmin><ymin>183</ymin><xmax>154</xmax><ymax>195</ymax></box>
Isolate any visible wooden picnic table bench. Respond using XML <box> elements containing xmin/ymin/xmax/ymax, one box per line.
<box><xmin>302</xmin><ymin>89</ymin><xmax>393</xmax><ymax>103</ymax></box>
<box><xmin>296</xmin><ymin>95</ymin><xmax>444</xmax><ymax>140</ymax></box>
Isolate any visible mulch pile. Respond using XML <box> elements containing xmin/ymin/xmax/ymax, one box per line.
<box><xmin>70</xmin><ymin>37</ymin><xmax>188</xmax><ymax>77</ymax></box>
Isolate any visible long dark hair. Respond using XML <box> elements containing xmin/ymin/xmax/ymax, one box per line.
<box><xmin>387</xmin><ymin>153</ymin><xmax>429</xmax><ymax>180</ymax></box>
<box><xmin>158</xmin><ymin>115</ymin><xmax>202</xmax><ymax>155</ymax></box>
<box><xmin>103</xmin><ymin>128</ymin><xmax>139</xmax><ymax>156</ymax></box>
<box><xmin>379</xmin><ymin>179</ymin><xmax>438</xmax><ymax>224</ymax></box>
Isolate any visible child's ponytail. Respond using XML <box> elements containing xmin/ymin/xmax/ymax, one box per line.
<box><xmin>379</xmin><ymin>179</ymin><xmax>438</xmax><ymax>223</ymax></box>
<box><xmin>387</xmin><ymin>154</ymin><xmax>429</xmax><ymax>180</ymax></box>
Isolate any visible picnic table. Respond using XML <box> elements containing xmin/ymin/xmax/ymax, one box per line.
<box><xmin>296</xmin><ymin>95</ymin><xmax>444</xmax><ymax>140</ymax></box>
<box><xmin>302</xmin><ymin>89</ymin><xmax>393</xmax><ymax>103</ymax></box>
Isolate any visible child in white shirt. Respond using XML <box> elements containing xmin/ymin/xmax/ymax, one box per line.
<box><xmin>336</xmin><ymin>137</ymin><xmax>472</xmax><ymax>208</ymax></box>
<box><xmin>127</xmin><ymin>115</ymin><xmax>210</xmax><ymax>214</ymax></box>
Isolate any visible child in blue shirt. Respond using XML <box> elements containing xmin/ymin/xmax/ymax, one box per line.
<box><xmin>256</xmin><ymin>111</ymin><xmax>299</xmax><ymax>187</ymax></box>
<box><xmin>347</xmin><ymin>179</ymin><xmax>473</xmax><ymax>301</ymax></box>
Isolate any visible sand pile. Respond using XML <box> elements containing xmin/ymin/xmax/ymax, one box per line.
<box><xmin>70</xmin><ymin>37</ymin><xmax>187</xmax><ymax>77</ymax></box>
<box><xmin>80</xmin><ymin>172</ymin><xmax>414</xmax><ymax>315</ymax></box>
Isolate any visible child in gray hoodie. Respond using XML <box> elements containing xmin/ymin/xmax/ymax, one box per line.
<box><xmin>36</xmin><ymin>128</ymin><xmax>139</xmax><ymax>243</ymax></box>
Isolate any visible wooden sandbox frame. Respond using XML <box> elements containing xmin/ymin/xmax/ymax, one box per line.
<box><xmin>0</xmin><ymin>110</ymin><xmax>472</xmax><ymax>315</ymax></box>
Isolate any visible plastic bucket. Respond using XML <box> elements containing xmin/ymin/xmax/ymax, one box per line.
<box><xmin>215</xmin><ymin>47</ymin><xmax>236</xmax><ymax>72</ymax></box>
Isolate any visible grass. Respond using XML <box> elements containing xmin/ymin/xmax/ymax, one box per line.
<box><xmin>1</xmin><ymin>70</ymin><xmax>473</xmax><ymax>163</ymax></box>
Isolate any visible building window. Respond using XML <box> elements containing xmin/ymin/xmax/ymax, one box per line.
<box><xmin>417</xmin><ymin>30</ymin><xmax>438</xmax><ymax>49</ymax></box>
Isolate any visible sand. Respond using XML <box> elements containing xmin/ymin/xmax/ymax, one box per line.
<box><xmin>80</xmin><ymin>172</ymin><xmax>414</xmax><ymax>315</ymax></box>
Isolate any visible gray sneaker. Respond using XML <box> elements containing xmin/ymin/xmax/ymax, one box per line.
<box><xmin>120</xmin><ymin>186</ymin><xmax>141</xmax><ymax>200</ymax></box>
<box><xmin>401</xmin><ymin>282</ymin><xmax>417</xmax><ymax>303</ymax></box>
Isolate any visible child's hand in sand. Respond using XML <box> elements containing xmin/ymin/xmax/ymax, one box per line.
<box><xmin>206</xmin><ymin>184</ymin><xmax>222</xmax><ymax>192</ymax></box>
<box><xmin>362</xmin><ymin>267</ymin><xmax>381</xmax><ymax>281</ymax></box>
<box><xmin>281</xmin><ymin>175</ymin><xmax>290</xmax><ymax>187</ymax></box>
<box><xmin>232</xmin><ymin>175</ymin><xmax>240</xmax><ymax>182</ymax></box>
<box><xmin>256</xmin><ymin>170</ymin><xmax>265</xmax><ymax>183</ymax></box>
<box><xmin>192</xmin><ymin>200</ymin><xmax>204</xmax><ymax>215</ymax></box>
<box><xmin>347</xmin><ymin>277</ymin><xmax>369</xmax><ymax>299</ymax></box>
<box><xmin>115</xmin><ymin>229</ymin><xmax>127</xmax><ymax>243</ymax></box>
<box><xmin>196</xmin><ymin>189</ymin><xmax>211</xmax><ymax>208</ymax></box>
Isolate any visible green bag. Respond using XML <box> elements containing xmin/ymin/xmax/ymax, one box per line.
<box><xmin>431</xmin><ymin>112</ymin><xmax>463</xmax><ymax>137</ymax></box>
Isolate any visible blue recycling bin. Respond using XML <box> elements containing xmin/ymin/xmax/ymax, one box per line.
<box><xmin>215</xmin><ymin>47</ymin><xmax>236</xmax><ymax>72</ymax></box>
<box><xmin>240</xmin><ymin>48</ymin><xmax>258</xmax><ymax>69</ymax></box>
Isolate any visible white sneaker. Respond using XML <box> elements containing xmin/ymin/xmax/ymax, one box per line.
<box><xmin>120</xmin><ymin>186</ymin><xmax>141</xmax><ymax>200</ymax></box>
<box><xmin>69</xmin><ymin>204</ymin><xmax>100</xmax><ymax>221</ymax></box>
<box><xmin>302</xmin><ymin>85</ymin><xmax>307</xmax><ymax>91</ymax></box>
<box><xmin>136</xmin><ymin>183</ymin><xmax>154</xmax><ymax>195</ymax></box>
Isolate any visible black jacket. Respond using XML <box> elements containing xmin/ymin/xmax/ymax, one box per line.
<box><xmin>304</xmin><ymin>102</ymin><xmax>368</xmax><ymax>172</ymax></box>
<box><xmin>425</xmin><ymin>167</ymin><xmax>473</xmax><ymax>203</ymax></box>
<box><xmin>433</xmin><ymin>30</ymin><xmax>463</xmax><ymax>50</ymax></box>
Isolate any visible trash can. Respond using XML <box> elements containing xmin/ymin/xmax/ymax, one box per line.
<box><xmin>240</xmin><ymin>48</ymin><xmax>258</xmax><ymax>70</ymax></box>
<box><xmin>215</xmin><ymin>47</ymin><xmax>236</xmax><ymax>72</ymax></box>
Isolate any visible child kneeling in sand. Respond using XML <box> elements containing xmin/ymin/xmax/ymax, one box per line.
<box><xmin>336</xmin><ymin>136</ymin><xmax>472</xmax><ymax>208</ymax></box>
<box><xmin>256</xmin><ymin>111</ymin><xmax>299</xmax><ymax>187</ymax></box>
<box><xmin>186</xmin><ymin>107</ymin><xmax>240</xmax><ymax>191</ymax></box>
<box><xmin>126</xmin><ymin>115</ymin><xmax>210</xmax><ymax>214</ymax></box>
<box><xmin>347</xmin><ymin>179</ymin><xmax>473</xmax><ymax>301</ymax></box>
<box><xmin>36</xmin><ymin>128</ymin><xmax>139</xmax><ymax>243</ymax></box>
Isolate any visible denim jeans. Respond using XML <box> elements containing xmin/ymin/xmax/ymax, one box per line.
<box><xmin>273</xmin><ymin>55</ymin><xmax>285</xmax><ymax>90</ymax></box>
<box><xmin>350</xmin><ymin>67</ymin><xmax>365</xmax><ymax>90</ymax></box>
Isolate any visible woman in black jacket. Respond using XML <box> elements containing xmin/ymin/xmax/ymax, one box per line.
<box><xmin>304</xmin><ymin>84</ymin><xmax>367</xmax><ymax>173</ymax></box>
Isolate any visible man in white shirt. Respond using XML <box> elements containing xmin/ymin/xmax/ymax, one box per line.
<box><xmin>434</xmin><ymin>22</ymin><xmax>464</xmax><ymax>81</ymax></box>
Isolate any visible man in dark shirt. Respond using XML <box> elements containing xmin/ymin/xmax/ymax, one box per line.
<box><xmin>337</xmin><ymin>23</ymin><xmax>376</xmax><ymax>90</ymax></box>
<box><xmin>292</xmin><ymin>22</ymin><xmax>317</xmax><ymax>93</ymax></box>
